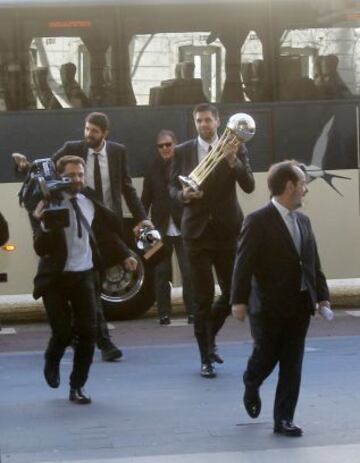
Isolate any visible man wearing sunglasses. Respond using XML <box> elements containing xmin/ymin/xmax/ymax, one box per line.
<box><xmin>142</xmin><ymin>130</ymin><xmax>196</xmax><ymax>325</ymax></box>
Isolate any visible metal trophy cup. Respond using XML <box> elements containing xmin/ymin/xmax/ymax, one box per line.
<box><xmin>179</xmin><ymin>113</ymin><xmax>256</xmax><ymax>192</ymax></box>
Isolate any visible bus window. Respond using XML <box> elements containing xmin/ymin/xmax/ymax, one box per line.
<box><xmin>30</xmin><ymin>36</ymin><xmax>92</xmax><ymax>109</ymax></box>
<box><xmin>279</xmin><ymin>27</ymin><xmax>358</xmax><ymax>100</ymax></box>
<box><xmin>241</xmin><ymin>31</ymin><xmax>266</xmax><ymax>102</ymax></box>
<box><xmin>130</xmin><ymin>32</ymin><xmax>226</xmax><ymax>105</ymax></box>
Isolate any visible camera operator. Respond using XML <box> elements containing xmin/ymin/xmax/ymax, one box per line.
<box><xmin>13</xmin><ymin>112</ymin><xmax>153</xmax><ymax>362</ymax></box>
<box><xmin>31</xmin><ymin>155</ymin><xmax>136</xmax><ymax>405</ymax></box>
<box><xmin>0</xmin><ymin>211</ymin><xmax>9</xmax><ymax>246</ymax></box>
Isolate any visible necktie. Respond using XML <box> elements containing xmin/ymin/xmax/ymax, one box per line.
<box><xmin>93</xmin><ymin>153</ymin><xmax>103</xmax><ymax>202</ymax></box>
<box><xmin>208</xmin><ymin>145</ymin><xmax>212</xmax><ymax>153</ymax></box>
<box><xmin>288</xmin><ymin>212</ymin><xmax>301</xmax><ymax>254</ymax></box>
<box><xmin>70</xmin><ymin>197</ymin><xmax>82</xmax><ymax>238</ymax></box>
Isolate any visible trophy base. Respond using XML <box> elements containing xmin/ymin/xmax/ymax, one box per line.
<box><xmin>179</xmin><ymin>175</ymin><xmax>201</xmax><ymax>192</ymax></box>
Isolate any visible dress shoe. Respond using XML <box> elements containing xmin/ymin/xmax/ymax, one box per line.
<box><xmin>187</xmin><ymin>314</ymin><xmax>195</xmax><ymax>324</ymax></box>
<box><xmin>44</xmin><ymin>358</ymin><xmax>60</xmax><ymax>388</ymax></box>
<box><xmin>200</xmin><ymin>363</ymin><xmax>216</xmax><ymax>378</ymax></box>
<box><xmin>243</xmin><ymin>387</ymin><xmax>261</xmax><ymax>418</ymax></box>
<box><xmin>100</xmin><ymin>342</ymin><xmax>123</xmax><ymax>362</ymax></box>
<box><xmin>210</xmin><ymin>350</ymin><xmax>224</xmax><ymax>364</ymax></box>
<box><xmin>274</xmin><ymin>420</ymin><xmax>303</xmax><ymax>437</ymax></box>
<box><xmin>69</xmin><ymin>387</ymin><xmax>92</xmax><ymax>404</ymax></box>
<box><xmin>159</xmin><ymin>315</ymin><xmax>171</xmax><ymax>325</ymax></box>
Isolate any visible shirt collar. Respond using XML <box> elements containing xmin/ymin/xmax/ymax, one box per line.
<box><xmin>197</xmin><ymin>134</ymin><xmax>219</xmax><ymax>151</ymax></box>
<box><xmin>63</xmin><ymin>191</ymin><xmax>84</xmax><ymax>201</ymax></box>
<box><xmin>89</xmin><ymin>140</ymin><xmax>107</xmax><ymax>157</ymax></box>
<box><xmin>271</xmin><ymin>197</ymin><xmax>292</xmax><ymax>220</ymax></box>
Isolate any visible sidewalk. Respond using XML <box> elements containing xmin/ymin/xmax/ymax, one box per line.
<box><xmin>0</xmin><ymin>279</ymin><xmax>359</xmax><ymax>323</ymax></box>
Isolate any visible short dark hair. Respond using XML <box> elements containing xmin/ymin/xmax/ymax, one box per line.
<box><xmin>192</xmin><ymin>103</ymin><xmax>219</xmax><ymax>119</ymax></box>
<box><xmin>267</xmin><ymin>160</ymin><xmax>302</xmax><ymax>196</ymax></box>
<box><xmin>57</xmin><ymin>155</ymin><xmax>85</xmax><ymax>174</ymax></box>
<box><xmin>156</xmin><ymin>129</ymin><xmax>177</xmax><ymax>144</ymax></box>
<box><xmin>85</xmin><ymin>112</ymin><xmax>110</xmax><ymax>132</ymax></box>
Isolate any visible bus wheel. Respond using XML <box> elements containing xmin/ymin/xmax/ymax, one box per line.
<box><xmin>101</xmin><ymin>249</ymin><xmax>155</xmax><ymax>320</ymax></box>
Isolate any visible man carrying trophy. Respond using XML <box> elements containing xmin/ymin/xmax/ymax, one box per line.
<box><xmin>169</xmin><ymin>103</ymin><xmax>255</xmax><ymax>378</ymax></box>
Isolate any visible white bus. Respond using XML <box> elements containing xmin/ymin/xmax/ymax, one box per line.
<box><xmin>0</xmin><ymin>0</ymin><xmax>359</xmax><ymax>318</ymax></box>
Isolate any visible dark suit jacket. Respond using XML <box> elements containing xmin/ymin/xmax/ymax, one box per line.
<box><xmin>32</xmin><ymin>188</ymin><xmax>130</xmax><ymax>299</ymax></box>
<box><xmin>0</xmin><ymin>212</ymin><xmax>9</xmax><ymax>246</ymax></box>
<box><xmin>231</xmin><ymin>202</ymin><xmax>330</xmax><ymax>317</ymax></box>
<box><xmin>52</xmin><ymin>140</ymin><xmax>146</xmax><ymax>231</ymax></box>
<box><xmin>141</xmin><ymin>155</ymin><xmax>183</xmax><ymax>236</ymax></box>
<box><xmin>169</xmin><ymin>139</ymin><xmax>255</xmax><ymax>241</ymax></box>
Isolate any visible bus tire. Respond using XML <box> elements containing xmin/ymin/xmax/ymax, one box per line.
<box><xmin>101</xmin><ymin>254</ymin><xmax>155</xmax><ymax>321</ymax></box>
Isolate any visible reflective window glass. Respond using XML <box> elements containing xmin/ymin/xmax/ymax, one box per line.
<box><xmin>279</xmin><ymin>27</ymin><xmax>360</xmax><ymax>100</ymax></box>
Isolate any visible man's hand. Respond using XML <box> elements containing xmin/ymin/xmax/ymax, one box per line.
<box><xmin>182</xmin><ymin>186</ymin><xmax>204</xmax><ymax>202</ymax></box>
<box><xmin>133</xmin><ymin>219</ymin><xmax>154</xmax><ymax>237</ymax></box>
<box><xmin>123</xmin><ymin>256</ymin><xmax>138</xmax><ymax>272</ymax></box>
<box><xmin>224</xmin><ymin>142</ymin><xmax>241</xmax><ymax>168</ymax></box>
<box><xmin>12</xmin><ymin>152</ymin><xmax>30</xmax><ymax>172</ymax></box>
<box><xmin>318</xmin><ymin>300</ymin><xmax>331</xmax><ymax>309</ymax></box>
<box><xmin>318</xmin><ymin>300</ymin><xmax>334</xmax><ymax>321</ymax></box>
<box><xmin>232</xmin><ymin>304</ymin><xmax>248</xmax><ymax>322</ymax></box>
<box><xmin>32</xmin><ymin>200</ymin><xmax>45</xmax><ymax>221</ymax></box>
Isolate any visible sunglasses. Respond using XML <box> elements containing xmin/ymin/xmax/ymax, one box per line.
<box><xmin>157</xmin><ymin>142</ymin><xmax>173</xmax><ymax>148</ymax></box>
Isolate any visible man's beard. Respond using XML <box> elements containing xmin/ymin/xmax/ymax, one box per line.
<box><xmin>69</xmin><ymin>183</ymin><xmax>83</xmax><ymax>194</ymax></box>
<box><xmin>85</xmin><ymin>137</ymin><xmax>103</xmax><ymax>150</ymax></box>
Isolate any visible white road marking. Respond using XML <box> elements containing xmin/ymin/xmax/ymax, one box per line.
<box><xmin>345</xmin><ymin>310</ymin><xmax>360</xmax><ymax>317</ymax></box>
<box><xmin>305</xmin><ymin>346</ymin><xmax>319</xmax><ymax>352</ymax></box>
<box><xmin>0</xmin><ymin>327</ymin><xmax>16</xmax><ymax>335</ymax></box>
<box><xmin>168</xmin><ymin>319</ymin><xmax>189</xmax><ymax>327</ymax></box>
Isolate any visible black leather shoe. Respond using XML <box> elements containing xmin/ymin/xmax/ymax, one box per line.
<box><xmin>210</xmin><ymin>351</ymin><xmax>224</xmax><ymax>364</ymax></box>
<box><xmin>101</xmin><ymin>342</ymin><xmax>123</xmax><ymax>362</ymax></box>
<box><xmin>274</xmin><ymin>420</ymin><xmax>303</xmax><ymax>437</ymax></box>
<box><xmin>44</xmin><ymin>358</ymin><xmax>60</xmax><ymax>388</ymax></box>
<box><xmin>69</xmin><ymin>387</ymin><xmax>92</xmax><ymax>404</ymax></box>
<box><xmin>243</xmin><ymin>387</ymin><xmax>261</xmax><ymax>418</ymax></box>
<box><xmin>200</xmin><ymin>363</ymin><xmax>216</xmax><ymax>378</ymax></box>
<box><xmin>159</xmin><ymin>316</ymin><xmax>170</xmax><ymax>325</ymax></box>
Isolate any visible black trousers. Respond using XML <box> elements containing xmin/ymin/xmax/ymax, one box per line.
<box><xmin>95</xmin><ymin>296</ymin><xmax>112</xmax><ymax>349</ymax></box>
<box><xmin>244</xmin><ymin>295</ymin><xmax>311</xmax><ymax>423</ymax></box>
<box><xmin>42</xmin><ymin>270</ymin><xmax>97</xmax><ymax>389</ymax></box>
<box><xmin>155</xmin><ymin>235</ymin><xmax>196</xmax><ymax>318</ymax></box>
<box><xmin>185</xmin><ymin>233</ymin><xmax>236</xmax><ymax>364</ymax></box>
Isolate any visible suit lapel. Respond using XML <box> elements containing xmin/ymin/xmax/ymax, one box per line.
<box><xmin>295</xmin><ymin>213</ymin><xmax>307</xmax><ymax>257</ymax></box>
<box><xmin>106</xmin><ymin>142</ymin><xmax>117</xmax><ymax>198</ymax></box>
<box><xmin>80</xmin><ymin>140</ymin><xmax>89</xmax><ymax>161</ymax></box>
<box><xmin>190</xmin><ymin>139</ymin><xmax>198</xmax><ymax>171</ymax></box>
<box><xmin>268</xmin><ymin>203</ymin><xmax>300</xmax><ymax>257</ymax></box>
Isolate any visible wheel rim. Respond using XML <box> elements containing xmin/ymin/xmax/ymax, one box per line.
<box><xmin>101</xmin><ymin>249</ymin><xmax>144</xmax><ymax>303</ymax></box>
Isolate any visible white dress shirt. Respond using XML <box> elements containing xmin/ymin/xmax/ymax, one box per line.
<box><xmin>86</xmin><ymin>141</ymin><xmax>113</xmax><ymax>210</ymax></box>
<box><xmin>197</xmin><ymin>135</ymin><xmax>219</xmax><ymax>164</ymax></box>
<box><xmin>271</xmin><ymin>197</ymin><xmax>306</xmax><ymax>290</ymax></box>
<box><xmin>166</xmin><ymin>216</ymin><xmax>181</xmax><ymax>237</ymax></box>
<box><xmin>63</xmin><ymin>192</ymin><xmax>95</xmax><ymax>272</ymax></box>
<box><xmin>271</xmin><ymin>197</ymin><xmax>300</xmax><ymax>246</ymax></box>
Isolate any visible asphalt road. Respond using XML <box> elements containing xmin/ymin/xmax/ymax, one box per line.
<box><xmin>1</xmin><ymin>310</ymin><xmax>360</xmax><ymax>463</ymax></box>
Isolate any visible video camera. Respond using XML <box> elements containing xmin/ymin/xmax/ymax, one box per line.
<box><xmin>19</xmin><ymin>158</ymin><xmax>73</xmax><ymax>230</ymax></box>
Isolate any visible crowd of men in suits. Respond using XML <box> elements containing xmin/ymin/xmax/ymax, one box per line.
<box><xmin>12</xmin><ymin>105</ymin><xmax>332</xmax><ymax>437</ymax></box>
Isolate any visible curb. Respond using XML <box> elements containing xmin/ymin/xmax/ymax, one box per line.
<box><xmin>0</xmin><ymin>279</ymin><xmax>359</xmax><ymax>323</ymax></box>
